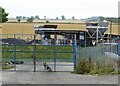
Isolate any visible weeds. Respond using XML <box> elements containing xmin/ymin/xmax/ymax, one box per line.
<box><xmin>75</xmin><ymin>57</ymin><xmax>118</xmax><ymax>75</ymax></box>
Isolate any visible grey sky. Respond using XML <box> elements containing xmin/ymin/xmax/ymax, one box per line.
<box><xmin>1</xmin><ymin>0</ymin><xmax>119</xmax><ymax>19</ymax></box>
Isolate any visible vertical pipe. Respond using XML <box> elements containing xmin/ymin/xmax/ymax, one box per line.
<box><xmin>33</xmin><ymin>34</ymin><xmax>36</xmax><ymax>72</ymax></box>
<box><xmin>31</xmin><ymin>35</ymin><xmax>32</xmax><ymax>40</ymax></box>
<box><xmin>14</xmin><ymin>34</ymin><xmax>16</xmax><ymax>71</ymax></box>
<box><xmin>110</xmin><ymin>21</ymin><xmax>112</xmax><ymax>52</ymax></box>
<box><xmin>96</xmin><ymin>27</ymin><xmax>99</xmax><ymax>46</ymax></box>
<box><xmin>67</xmin><ymin>33</ymin><xmax>70</xmax><ymax>45</ymax></box>
<box><xmin>74</xmin><ymin>34</ymin><xmax>77</xmax><ymax>72</ymax></box>
<box><xmin>41</xmin><ymin>32</ymin><xmax>44</xmax><ymax>46</ymax></box>
<box><xmin>7</xmin><ymin>35</ymin><xmax>8</xmax><ymax>39</ymax></box>
<box><xmin>54</xmin><ymin>32</ymin><xmax>56</xmax><ymax>72</ymax></box>
<box><xmin>118</xmin><ymin>41</ymin><xmax>119</xmax><ymax>56</ymax></box>
<box><xmin>107</xmin><ymin>34</ymin><xmax>109</xmax><ymax>43</ymax></box>
<box><xmin>85</xmin><ymin>32</ymin><xmax>87</xmax><ymax>47</ymax></box>
<box><xmin>22</xmin><ymin>28</ymin><xmax>23</xmax><ymax>39</ymax></box>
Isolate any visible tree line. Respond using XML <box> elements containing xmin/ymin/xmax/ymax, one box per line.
<box><xmin>0</xmin><ymin>7</ymin><xmax>119</xmax><ymax>24</ymax></box>
<box><xmin>99</xmin><ymin>16</ymin><xmax>119</xmax><ymax>23</ymax></box>
<box><xmin>16</xmin><ymin>16</ymin><xmax>36</xmax><ymax>23</ymax></box>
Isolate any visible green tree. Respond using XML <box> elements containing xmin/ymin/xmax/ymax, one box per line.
<box><xmin>61</xmin><ymin>15</ymin><xmax>65</xmax><ymax>20</ymax></box>
<box><xmin>0</xmin><ymin>7</ymin><xmax>9</xmax><ymax>23</ymax></box>
<box><xmin>16</xmin><ymin>16</ymin><xmax>22</xmax><ymax>23</ymax></box>
<box><xmin>35</xmin><ymin>15</ymin><xmax>40</xmax><ymax>20</ymax></box>
<box><xmin>72</xmin><ymin>16</ymin><xmax>75</xmax><ymax>20</ymax></box>
<box><xmin>27</xmin><ymin>17</ymin><xmax>34</xmax><ymax>23</ymax></box>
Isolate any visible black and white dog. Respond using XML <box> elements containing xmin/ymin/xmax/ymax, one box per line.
<box><xmin>43</xmin><ymin>62</ymin><xmax>52</xmax><ymax>72</ymax></box>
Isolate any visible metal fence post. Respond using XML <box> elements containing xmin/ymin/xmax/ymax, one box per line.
<box><xmin>74</xmin><ymin>34</ymin><xmax>77</xmax><ymax>72</ymax></box>
<box><xmin>33</xmin><ymin>34</ymin><xmax>36</xmax><ymax>72</ymax></box>
<box><xmin>14</xmin><ymin>34</ymin><xmax>16</xmax><ymax>71</ymax></box>
<box><xmin>54</xmin><ymin>32</ymin><xmax>57</xmax><ymax>72</ymax></box>
<box><xmin>118</xmin><ymin>40</ymin><xmax>120</xmax><ymax>56</ymax></box>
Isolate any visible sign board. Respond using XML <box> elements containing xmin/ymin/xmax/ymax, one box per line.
<box><xmin>79</xmin><ymin>32</ymin><xmax>85</xmax><ymax>46</ymax></box>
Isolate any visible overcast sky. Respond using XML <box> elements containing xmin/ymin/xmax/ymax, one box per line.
<box><xmin>0</xmin><ymin>0</ymin><xmax>119</xmax><ymax>19</ymax></box>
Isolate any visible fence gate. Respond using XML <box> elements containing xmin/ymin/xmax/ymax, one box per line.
<box><xmin>2</xmin><ymin>34</ymin><xmax>77</xmax><ymax>72</ymax></box>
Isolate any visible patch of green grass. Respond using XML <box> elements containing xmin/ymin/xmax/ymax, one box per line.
<box><xmin>0</xmin><ymin>66</ymin><xmax>2</xmax><ymax>70</ymax></box>
<box><xmin>2</xmin><ymin>65</ymin><xmax>14</xmax><ymax>69</ymax></box>
<box><xmin>2</xmin><ymin>45</ymin><xmax>74</xmax><ymax>62</ymax></box>
<box><xmin>0</xmin><ymin>64</ymin><xmax>14</xmax><ymax>70</ymax></box>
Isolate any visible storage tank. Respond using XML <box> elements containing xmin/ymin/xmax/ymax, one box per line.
<box><xmin>86</xmin><ymin>20</ymin><xmax>109</xmax><ymax>37</ymax></box>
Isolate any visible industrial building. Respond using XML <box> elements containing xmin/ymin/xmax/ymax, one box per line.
<box><xmin>34</xmin><ymin>20</ymin><xmax>119</xmax><ymax>46</ymax></box>
<box><xmin>34</xmin><ymin>25</ymin><xmax>86</xmax><ymax>46</ymax></box>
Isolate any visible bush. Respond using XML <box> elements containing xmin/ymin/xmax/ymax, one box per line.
<box><xmin>99</xmin><ymin>67</ymin><xmax>114</xmax><ymax>74</ymax></box>
<box><xmin>46</xmin><ymin>20</ymin><xmax>49</xmax><ymax>23</ymax></box>
<box><xmin>76</xmin><ymin>59</ymin><xmax>117</xmax><ymax>75</ymax></box>
<box><xmin>76</xmin><ymin>59</ymin><xmax>91</xmax><ymax>74</ymax></box>
<box><xmin>90</xmin><ymin>62</ymin><xmax>99</xmax><ymax>74</ymax></box>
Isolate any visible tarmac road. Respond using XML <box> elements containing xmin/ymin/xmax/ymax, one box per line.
<box><xmin>2</xmin><ymin>62</ymin><xmax>119</xmax><ymax>84</ymax></box>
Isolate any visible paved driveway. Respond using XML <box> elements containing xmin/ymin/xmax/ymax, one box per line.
<box><xmin>1</xmin><ymin>62</ymin><xmax>119</xmax><ymax>84</ymax></box>
<box><xmin>2</xmin><ymin>71</ymin><xmax>119</xmax><ymax>84</ymax></box>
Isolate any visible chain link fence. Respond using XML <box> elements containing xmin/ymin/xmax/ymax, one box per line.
<box><xmin>2</xmin><ymin>34</ymin><xmax>75</xmax><ymax>72</ymax></box>
<box><xmin>76</xmin><ymin>44</ymin><xmax>119</xmax><ymax>74</ymax></box>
